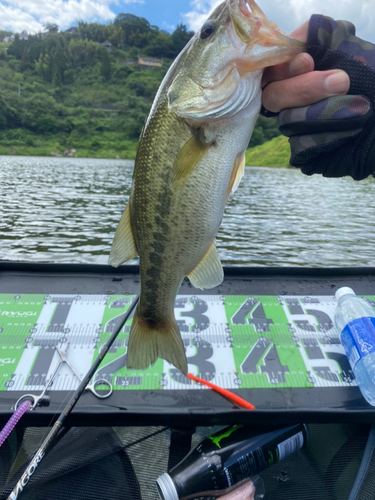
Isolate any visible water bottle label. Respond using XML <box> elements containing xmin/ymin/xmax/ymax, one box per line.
<box><xmin>341</xmin><ymin>317</ymin><xmax>375</xmax><ymax>369</ymax></box>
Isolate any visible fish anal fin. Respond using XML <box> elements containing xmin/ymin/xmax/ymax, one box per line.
<box><xmin>171</xmin><ymin>133</ymin><xmax>211</xmax><ymax>186</ymax></box>
<box><xmin>127</xmin><ymin>309</ymin><xmax>188</xmax><ymax>375</ymax></box>
<box><xmin>187</xmin><ymin>241</ymin><xmax>223</xmax><ymax>290</ymax></box>
<box><xmin>109</xmin><ymin>202</ymin><xmax>138</xmax><ymax>268</ymax></box>
<box><xmin>226</xmin><ymin>153</ymin><xmax>245</xmax><ymax>200</ymax></box>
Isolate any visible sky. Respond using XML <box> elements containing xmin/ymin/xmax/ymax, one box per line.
<box><xmin>0</xmin><ymin>0</ymin><xmax>374</xmax><ymax>43</ymax></box>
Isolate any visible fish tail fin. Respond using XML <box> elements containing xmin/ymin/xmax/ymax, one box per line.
<box><xmin>127</xmin><ymin>309</ymin><xmax>188</xmax><ymax>375</ymax></box>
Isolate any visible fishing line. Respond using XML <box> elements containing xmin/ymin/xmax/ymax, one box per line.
<box><xmin>6</xmin><ymin>293</ymin><xmax>139</xmax><ymax>500</ymax></box>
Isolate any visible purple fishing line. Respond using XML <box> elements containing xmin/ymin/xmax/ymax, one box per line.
<box><xmin>0</xmin><ymin>400</ymin><xmax>31</xmax><ymax>448</ymax></box>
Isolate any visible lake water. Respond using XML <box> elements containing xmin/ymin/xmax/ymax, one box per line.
<box><xmin>1</xmin><ymin>156</ymin><xmax>374</xmax><ymax>267</ymax></box>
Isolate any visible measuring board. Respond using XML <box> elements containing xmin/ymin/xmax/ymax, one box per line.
<box><xmin>1</xmin><ymin>292</ymin><xmax>375</xmax><ymax>415</ymax></box>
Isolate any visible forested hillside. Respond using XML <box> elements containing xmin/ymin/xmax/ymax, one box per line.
<box><xmin>0</xmin><ymin>15</ymin><xmax>279</xmax><ymax>158</ymax></box>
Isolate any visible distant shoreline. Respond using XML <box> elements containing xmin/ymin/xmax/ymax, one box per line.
<box><xmin>0</xmin><ymin>152</ymin><xmax>291</xmax><ymax>168</ymax></box>
<box><xmin>0</xmin><ymin>134</ymin><xmax>291</xmax><ymax>167</ymax></box>
<box><xmin>0</xmin><ymin>148</ymin><xmax>137</xmax><ymax>161</ymax></box>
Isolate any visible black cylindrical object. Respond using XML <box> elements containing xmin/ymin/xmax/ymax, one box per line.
<box><xmin>157</xmin><ymin>424</ymin><xmax>308</xmax><ymax>500</ymax></box>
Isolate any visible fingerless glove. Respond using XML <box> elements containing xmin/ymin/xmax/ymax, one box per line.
<box><xmin>278</xmin><ymin>15</ymin><xmax>375</xmax><ymax>180</ymax></box>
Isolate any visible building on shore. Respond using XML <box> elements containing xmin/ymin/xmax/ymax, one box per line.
<box><xmin>65</xmin><ymin>27</ymin><xmax>78</xmax><ymax>34</ymax></box>
<box><xmin>137</xmin><ymin>57</ymin><xmax>162</xmax><ymax>68</ymax></box>
<box><xmin>100</xmin><ymin>40</ymin><xmax>113</xmax><ymax>53</ymax></box>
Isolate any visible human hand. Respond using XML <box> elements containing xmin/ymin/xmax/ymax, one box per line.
<box><xmin>217</xmin><ymin>480</ymin><xmax>255</xmax><ymax>500</ymax></box>
<box><xmin>262</xmin><ymin>15</ymin><xmax>375</xmax><ymax>180</ymax></box>
<box><xmin>262</xmin><ymin>21</ymin><xmax>350</xmax><ymax>113</ymax></box>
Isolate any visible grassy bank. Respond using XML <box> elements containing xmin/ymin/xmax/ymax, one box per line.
<box><xmin>245</xmin><ymin>135</ymin><xmax>291</xmax><ymax>167</ymax></box>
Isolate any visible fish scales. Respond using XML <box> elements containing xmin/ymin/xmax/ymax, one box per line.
<box><xmin>134</xmin><ymin>95</ymin><xmax>225</xmax><ymax>323</ymax></box>
<box><xmin>133</xmin><ymin>97</ymin><xmax>191</xmax><ymax>325</ymax></box>
<box><xmin>109</xmin><ymin>0</ymin><xmax>305</xmax><ymax>374</ymax></box>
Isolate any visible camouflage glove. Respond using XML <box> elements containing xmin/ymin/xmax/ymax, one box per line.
<box><xmin>278</xmin><ymin>15</ymin><xmax>375</xmax><ymax>180</ymax></box>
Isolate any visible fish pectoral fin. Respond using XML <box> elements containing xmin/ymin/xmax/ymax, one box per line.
<box><xmin>127</xmin><ymin>308</ymin><xmax>188</xmax><ymax>375</ymax></box>
<box><xmin>187</xmin><ymin>241</ymin><xmax>224</xmax><ymax>290</ymax></box>
<box><xmin>109</xmin><ymin>202</ymin><xmax>138</xmax><ymax>268</ymax></box>
<box><xmin>226</xmin><ymin>153</ymin><xmax>246</xmax><ymax>200</ymax></box>
<box><xmin>171</xmin><ymin>133</ymin><xmax>211</xmax><ymax>186</ymax></box>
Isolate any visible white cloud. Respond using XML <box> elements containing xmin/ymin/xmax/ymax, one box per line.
<box><xmin>0</xmin><ymin>0</ymin><xmax>144</xmax><ymax>33</ymax></box>
<box><xmin>183</xmin><ymin>0</ymin><xmax>221</xmax><ymax>32</ymax></box>
<box><xmin>0</xmin><ymin>3</ymin><xmax>42</xmax><ymax>33</ymax></box>
<box><xmin>162</xmin><ymin>21</ymin><xmax>177</xmax><ymax>31</ymax></box>
<box><xmin>183</xmin><ymin>0</ymin><xmax>375</xmax><ymax>42</ymax></box>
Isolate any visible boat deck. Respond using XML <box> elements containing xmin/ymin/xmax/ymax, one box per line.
<box><xmin>0</xmin><ymin>262</ymin><xmax>375</xmax><ymax>426</ymax></box>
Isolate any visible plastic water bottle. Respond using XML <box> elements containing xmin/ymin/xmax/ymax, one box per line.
<box><xmin>334</xmin><ymin>287</ymin><xmax>375</xmax><ymax>406</ymax></box>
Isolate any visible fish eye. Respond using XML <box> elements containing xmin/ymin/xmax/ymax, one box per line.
<box><xmin>200</xmin><ymin>22</ymin><xmax>216</xmax><ymax>40</ymax></box>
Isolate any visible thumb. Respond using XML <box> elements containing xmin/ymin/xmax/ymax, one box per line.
<box><xmin>262</xmin><ymin>70</ymin><xmax>350</xmax><ymax>113</ymax></box>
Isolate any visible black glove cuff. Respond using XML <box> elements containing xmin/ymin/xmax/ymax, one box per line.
<box><xmin>365</xmin><ymin>136</ymin><xmax>375</xmax><ymax>177</ymax></box>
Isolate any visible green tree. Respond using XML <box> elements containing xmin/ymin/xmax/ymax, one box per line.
<box><xmin>114</xmin><ymin>13</ymin><xmax>151</xmax><ymax>45</ymax></box>
<box><xmin>145</xmin><ymin>31</ymin><xmax>172</xmax><ymax>58</ymax></box>
<box><xmin>248</xmin><ymin>116</ymin><xmax>280</xmax><ymax>148</ymax></box>
<box><xmin>170</xmin><ymin>24</ymin><xmax>194</xmax><ymax>57</ymax></box>
<box><xmin>100</xmin><ymin>50</ymin><xmax>111</xmax><ymax>80</ymax></box>
<box><xmin>119</xmin><ymin>95</ymin><xmax>151</xmax><ymax>138</ymax></box>
<box><xmin>78</xmin><ymin>22</ymin><xmax>108</xmax><ymax>44</ymax></box>
<box><xmin>125</xmin><ymin>71</ymin><xmax>161</xmax><ymax>99</ymax></box>
<box><xmin>7</xmin><ymin>34</ymin><xmax>24</xmax><ymax>59</ymax></box>
<box><xmin>69</xmin><ymin>39</ymin><xmax>99</xmax><ymax>68</ymax></box>
<box><xmin>0</xmin><ymin>93</ymin><xmax>9</xmax><ymax>129</ymax></box>
<box><xmin>20</xmin><ymin>47</ymin><xmax>32</xmax><ymax>71</ymax></box>
<box><xmin>45</xmin><ymin>51</ymin><xmax>54</xmax><ymax>82</ymax></box>
<box><xmin>27</xmin><ymin>37</ymin><xmax>44</xmax><ymax>64</ymax></box>
<box><xmin>22</xmin><ymin>93</ymin><xmax>59</xmax><ymax>133</ymax></box>
<box><xmin>35</xmin><ymin>53</ymin><xmax>50</xmax><ymax>78</ymax></box>
<box><xmin>43</xmin><ymin>23</ymin><xmax>59</xmax><ymax>33</ymax></box>
<box><xmin>0</xmin><ymin>91</ymin><xmax>22</xmax><ymax>128</ymax></box>
<box><xmin>0</xmin><ymin>30</ymin><xmax>13</xmax><ymax>41</ymax></box>
<box><xmin>52</xmin><ymin>50</ymin><xmax>65</xmax><ymax>86</ymax></box>
<box><xmin>118</xmin><ymin>27</ymin><xmax>124</xmax><ymax>51</ymax></box>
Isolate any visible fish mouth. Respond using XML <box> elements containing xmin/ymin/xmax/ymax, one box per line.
<box><xmin>228</xmin><ymin>0</ymin><xmax>274</xmax><ymax>27</ymax></box>
<box><xmin>228</xmin><ymin>0</ymin><xmax>305</xmax><ymax>50</ymax></box>
<box><xmin>229</xmin><ymin>0</ymin><xmax>259</xmax><ymax>19</ymax></box>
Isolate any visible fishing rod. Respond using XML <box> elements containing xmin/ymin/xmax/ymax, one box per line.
<box><xmin>6</xmin><ymin>293</ymin><xmax>140</xmax><ymax>500</ymax></box>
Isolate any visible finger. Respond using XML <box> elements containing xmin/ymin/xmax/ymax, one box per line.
<box><xmin>261</xmin><ymin>20</ymin><xmax>311</xmax><ymax>87</ymax></box>
<box><xmin>217</xmin><ymin>480</ymin><xmax>255</xmax><ymax>500</ymax></box>
<box><xmin>262</xmin><ymin>69</ymin><xmax>350</xmax><ymax>113</ymax></box>
<box><xmin>262</xmin><ymin>52</ymin><xmax>314</xmax><ymax>87</ymax></box>
<box><xmin>288</xmin><ymin>20</ymin><xmax>309</xmax><ymax>43</ymax></box>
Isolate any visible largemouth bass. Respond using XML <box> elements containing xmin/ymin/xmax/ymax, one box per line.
<box><xmin>110</xmin><ymin>0</ymin><xmax>304</xmax><ymax>374</ymax></box>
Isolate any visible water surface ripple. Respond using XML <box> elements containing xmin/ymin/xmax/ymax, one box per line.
<box><xmin>1</xmin><ymin>156</ymin><xmax>374</xmax><ymax>267</ymax></box>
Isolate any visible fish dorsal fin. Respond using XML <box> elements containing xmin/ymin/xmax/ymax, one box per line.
<box><xmin>187</xmin><ymin>241</ymin><xmax>224</xmax><ymax>290</ymax></box>
<box><xmin>109</xmin><ymin>202</ymin><xmax>138</xmax><ymax>268</ymax></box>
<box><xmin>226</xmin><ymin>153</ymin><xmax>245</xmax><ymax>200</ymax></box>
<box><xmin>171</xmin><ymin>133</ymin><xmax>211</xmax><ymax>186</ymax></box>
